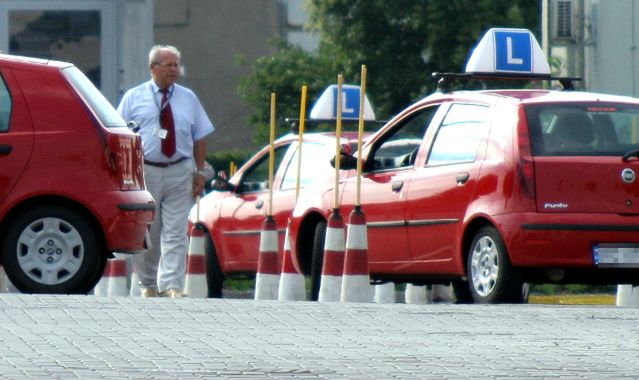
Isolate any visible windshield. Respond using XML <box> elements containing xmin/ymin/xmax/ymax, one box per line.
<box><xmin>62</xmin><ymin>66</ymin><xmax>126</xmax><ymax>128</ymax></box>
<box><xmin>526</xmin><ymin>103</ymin><xmax>639</xmax><ymax>156</ymax></box>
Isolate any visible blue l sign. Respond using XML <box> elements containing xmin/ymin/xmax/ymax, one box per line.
<box><xmin>332</xmin><ymin>86</ymin><xmax>360</xmax><ymax>119</ymax></box>
<box><xmin>494</xmin><ymin>31</ymin><xmax>532</xmax><ymax>73</ymax></box>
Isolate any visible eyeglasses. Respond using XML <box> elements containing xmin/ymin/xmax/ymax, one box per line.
<box><xmin>154</xmin><ymin>62</ymin><xmax>181</xmax><ymax>68</ymax></box>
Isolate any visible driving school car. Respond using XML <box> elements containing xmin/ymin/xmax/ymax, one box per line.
<box><xmin>0</xmin><ymin>54</ymin><xmax>155</xmax><ymax>294</ymax></box>
<box><xmin>189</xmin><ymin>131</ymin><xmax>364</xmax><ymax>297</ymax></box>
<box><xmin>289</xmin><ymin>28</ymin><xmax>639</xmax><ymax>303</ymax></box>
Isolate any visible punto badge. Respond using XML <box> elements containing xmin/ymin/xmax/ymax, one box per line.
<box><xmin>621</xmin><ymin>168</ymin><xmax>636</xmax><ymax>183</ymax></box>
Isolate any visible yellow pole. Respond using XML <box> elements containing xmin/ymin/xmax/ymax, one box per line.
<box><xmin>295</xmin><ymin>85</ymin><xmax>308</xmax><ymax>201</ymax></box>
<box><xmin>268</xmin><ymin>92</ymin><xmax>276</xmax><ymax>216</ymax></box>
<box><xmin>334</xmin><ymin>74</ymin><xmax>344</xmax><ymax>210</ymax></box>
<box><xmin>356</xmin><ymin>65</ymin><xmax>367</xmax><ymax>207</ymax></box>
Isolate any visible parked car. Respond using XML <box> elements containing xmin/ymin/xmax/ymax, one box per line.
<box><xmin>188</xmin><ymin>131</ymin><xmax>365</xmax><ymax>298</ymax></box>
<box><xmin>0</xmin><ymin>54</ymin><xmax>155</xmax><ymax>294</ymax></box>
<box><xmin>289</xmin><ymin>29</ymin><xmax>639</xmax><ymax>303</ymax></box>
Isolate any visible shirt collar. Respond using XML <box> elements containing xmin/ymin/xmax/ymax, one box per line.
<box><xmin>151</xmin><ymin>80</ymin><xmax>174</xmax><ymax>95</ymax></box>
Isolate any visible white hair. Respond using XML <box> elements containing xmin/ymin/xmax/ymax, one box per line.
<box><xmin>148</xmin><ymin>45</ymin><xmax>181</xmax><ymax>66</ymax></box>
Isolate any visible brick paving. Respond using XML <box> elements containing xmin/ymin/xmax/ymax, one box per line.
<box><xmin>0</xmin><ymin>294</ymin><xmax>638</xmax><ymax>379</ymax></box>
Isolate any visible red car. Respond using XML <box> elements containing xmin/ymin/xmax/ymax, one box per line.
<box><xmin>189</xmin><ymin>131</ymin><xmax>363</xmax><ymax>297</ymax></box>
<box><xmin>0</xmin><ymin>54</ymin><xmax>155</xmax><ymax>294</ymax></box>
<box><xmin>289</xmin><ymin>30</ymin><xmax>639</xmax><ymax>303</ymax></box>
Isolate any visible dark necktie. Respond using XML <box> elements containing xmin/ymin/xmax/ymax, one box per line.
<box><xmin>160</xmin><ymin>88</ymin><xmax>176</xmax><ymax>157</ymax></box>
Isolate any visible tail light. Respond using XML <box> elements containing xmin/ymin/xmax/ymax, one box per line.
<box><xmin>516</xmin><ymin>105</ymin><xmax>535</xmax><ymax>198</ymax></box>
<box><xmin>105</xmin><ymin>130</ymin><xmax>145</xmax><ymax>190</ymax></box>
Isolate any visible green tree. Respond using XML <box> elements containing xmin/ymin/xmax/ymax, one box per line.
<box><xmin>239</xmin><ymin>0</ymin><xmax>539</xmax><ymax>144</ymax></box>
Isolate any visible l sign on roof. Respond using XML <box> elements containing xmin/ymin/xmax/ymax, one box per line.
<box><xmin>309</xmin><ymin>84</ymin><xmax>376</xmax><ymax>121</ymax></box>
<box><xmin>465</xmin><ymin>28</ymin><xmax>550</xmax><ymax>76</ymax></box>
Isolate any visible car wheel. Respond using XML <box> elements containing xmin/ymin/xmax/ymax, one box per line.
<box><xmin>467</xmin><ymin>226</ymin><xmax>524</xmax><ymax>304</ymax></box>
<box><xmin>309</xmin><ymin>221</ymin><xmax>326</xmax><ymax>301</ymax></box>
<box><xmin>2</xmin><ymin>205</ymin><xmax>106</xmax><ymax>294</ymax></box>
<box><xmin>204</xmin><ymin>231</ymin><xmax>224</xmax><ymax>298</ymax></box>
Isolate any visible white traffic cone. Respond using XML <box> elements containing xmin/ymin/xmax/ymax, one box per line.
<box><xmin>93</xmin><ymin>260</ymin><xmax>110</xmax><ymax>296</ymax></box>
<box><xmin>374</xmin><ymin>282</ymin><xmax>396</xmax><ymax>303</ymax></box>
<box><xmin>405</xmin><ymin>284</ymin><xmax>428</xmax><ymax>304</ymax></box>
<box><xmin>616</xmin><ymin>285</ymin><xmax>639</xmax><ymax>306</ymax></box>
<box><xmin>255</xmin><ymin>216</ymin><xmax>280</xmax><ymax>300</ymax></box>
<box><xmin>431</xmin><ymin>284</ymin><xmax>453</xmax><ymax>303</ymax></box>
<box><xmin>184</xmin><ymin>224</ymin><xmax>208</xmax><ymax>298</ymax></box>
<box><xmin>0</xmin><ymin>266</ymin><xmax>18</xmax><ymax>293</ymax></box>
<box><xmin>278</xmin><ymin>222</ymin><xmax>306</xmax><ymax>301</ymax></box>
<box><xmin>341</xmin><ymin>206</ymin><xmax>372</xmax><ymax>302</ymax></box>
<box><xmin>129</xmin><ymin>257</ymin><xmax>142</xmax><ymax>297</ymax></box>
<box><xmin>318</xmin><ymin>209</ymin><xmax>345</xmax><ymax>302</ymax></box>
<box><xmin>107</xmin><ymin>253</ymin><xmax>129</xmax><ymax>297</ymax></box>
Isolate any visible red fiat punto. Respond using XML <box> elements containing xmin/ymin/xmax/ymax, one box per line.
<box><xmin>0</xmin><ymin>54</ymin><xmax>155</xmax><ymax>294</ymax></box>
<box><xmin>289</xmin><ymin>29</ymin><xmax>639</xmax><ymax>303</ymax></box>
<box><xmin>188</xmin><ymin>131</ymin><xmax>364</xmax><ymax>297</ymax></box>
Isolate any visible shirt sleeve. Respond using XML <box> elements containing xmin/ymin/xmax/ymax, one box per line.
<box><xmin>191</xmin><ymin>95</ymin><xmax>215</xmax><ymax>141</ymax></box>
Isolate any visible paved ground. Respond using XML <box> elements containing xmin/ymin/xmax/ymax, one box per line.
<box><xmin>0</xmin><ymin>294</ymin><xmax>638</xmax><ymax>379</ymax></box>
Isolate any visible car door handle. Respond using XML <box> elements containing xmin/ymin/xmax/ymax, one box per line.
<box><xmin>255</xmin><ymin>200</ymin><xmax>264</xmax><ymax>209</ymax></box>
<box><xmin>0</xmin><ymin>144</ymin><xmax>12</xmax><ymax>155</ymax></box>
<box><xmin>456</xmin><ymin>172</ymin><xmax>470</xmax><ymax>185</ymax></box>
<box><xmin>391</xmin><ymin>181</ymin><xmax>404</xmax><ymax>192</ymax></box>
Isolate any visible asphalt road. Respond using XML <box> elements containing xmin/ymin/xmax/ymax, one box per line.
<box><xmin>0</xmin><ymin>294</ymin><xmax>638</xmax><ymax>379</ymax></box>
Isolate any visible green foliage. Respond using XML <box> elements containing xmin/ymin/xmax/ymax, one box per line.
<box><xmin>238</xmin><ymin>0</ymin><xmax>540</xmax><ymax>145</ymax></box>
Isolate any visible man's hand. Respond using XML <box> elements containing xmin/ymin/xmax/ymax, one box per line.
<box><xmin>192</xmin><ymin>173</ymin><xmax>205</xmax><ymax>197</ymax></box>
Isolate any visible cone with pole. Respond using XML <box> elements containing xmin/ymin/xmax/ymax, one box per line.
<box><xmin>255</xmin><ymin>215</ymin><xmax>280</xmax><ymax>300</ymax></box>
<box><xmin>255</xmin><ymin>92</ymin><xmax>280</xmax><ymax>300</ymax></box>
<box><xmin>318</xmin><ymin>208</ymin><xmax>345</xmax><ymax>302</ymax></box>
<box><xmin>184</xmin><ymin>224</ymin><xmax>208</xmax><ymax>298</ymax></box>
<box><xmin>341</xmin><ymin>206</ymin><xmax>372</xmax><ymax>302</ymax></box>
<box><xmin>278</xmin><ymin>85</ymin><xmax>308</xmax><ymax>302</ymax></box>
<box><xmin>93</xmin><ymin>260</ymin><xmax>110</xmax><ymax>296</ymax></box>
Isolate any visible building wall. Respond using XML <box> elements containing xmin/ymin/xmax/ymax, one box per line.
<box><xmin>153</xmin><ymin>0</ymin><xmax>282</xmax><ymax>152</ymax></box>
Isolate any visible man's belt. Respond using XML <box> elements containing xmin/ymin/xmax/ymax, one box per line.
<box><xmin>143</xmin><ymin>157</ymin><xmax>188</xmax><ymax>168</ymax></box>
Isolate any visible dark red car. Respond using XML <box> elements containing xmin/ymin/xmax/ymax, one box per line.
<box><xmin>289</xmin><ymin>30</ymin><xmax>639</xmax><ymax>303</ymax></box>
<box><xmin>0</xmin><ymin>54</ymin><xmax>155</xmax><ymax>294</ymax></box>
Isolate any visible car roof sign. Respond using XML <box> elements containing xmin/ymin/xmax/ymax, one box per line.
<box><xmin>309</xmin><ymin>84</ymin><xmax>376</xmax><ymax>121</ymax></box>
<box><xmin>465</xmin><ymin>28</ymin><xmax>551</xmax><ymax>76</ymax></box>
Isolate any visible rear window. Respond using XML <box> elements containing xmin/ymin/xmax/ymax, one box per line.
<box><xmin>62</xmin><ymin>66</ymin><xmax>126</xmax><ymax>128</ymax></box>
<box><xmin>526</xmin><ymin>103</ymin><xmax>639</xmax><ymax>156</ymax></box>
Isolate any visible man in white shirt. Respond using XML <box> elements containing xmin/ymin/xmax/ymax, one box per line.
<box><xmin>117</xmin><ymin>45</ymin><xmax>215</xmax><ymax>298</ymax></box>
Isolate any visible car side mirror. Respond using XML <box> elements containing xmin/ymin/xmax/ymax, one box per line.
<box><xmin>330</xmin><ymin>151</ymin><xmax>359</xmax><ymax>170</ymax></box>
<box><xmin>211</xmin><ymin>171</ymin><xmax>236</xmax><ymax>192</ymax></box>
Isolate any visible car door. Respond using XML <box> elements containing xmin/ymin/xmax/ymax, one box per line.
<box><xmin>0</xmin><ymin>69</ymin><xmax>33</xmax><ymax>206</ymax></box>
<box><xmin>216</xmin><ymin>142</ymin><xmax>293</xmax><ymax>270</ymax></box>
<box><xmin>405</xmin><ymin>103</ymin><xmax>491</xmax><ymax>274</ymax></box>
<box><xmin>339</xmin><ymin>105</ymin><xmax>440</xmax><ymax>271</ymax></box>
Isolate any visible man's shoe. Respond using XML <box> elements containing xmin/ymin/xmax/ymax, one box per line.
<box><xmin>160</xmin><ymin>288</ymin><xmax>187</xmax><ymax>298</ymax></box>
<box><xmin>141</xmin><ymin>287</ymin><xmax>159</xmax><ymax>297</ymax></box>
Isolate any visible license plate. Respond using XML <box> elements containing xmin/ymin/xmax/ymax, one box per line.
<box><xmin>593</xmin><ymin>244</ymin><xmax>639</xmax><ymax>267</ymax></box>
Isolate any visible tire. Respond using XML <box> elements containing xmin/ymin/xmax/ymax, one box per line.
<box><xmin>467</xmin><ymin>226</ymin><xmax>524</xmax><ymax>304</ymax></box>
<box><xmin>452</xmin><ymin>280</ymin><xmax>473</xmax><ymax>304</ymax></box>
<box><xmin>2</xmin><ymin>205</ymin><xmax>106</xmax><ymax>294</ymax></box>
<box><xmin>309</xmin><ymin>221</ymin><xmax>326</xmax><ymax>301</ymax></box>
<box><xmin>204</xmin><ymin>231</ymin><xmax>224</xmax><ymax>298</ymax></box>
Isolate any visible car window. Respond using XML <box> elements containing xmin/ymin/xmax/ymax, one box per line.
<box><xmin>526</xmin><ymin>104</ymin><xmax>639</xmax><ymax>156</ymax></box>
<box><xmin>239</xmin><ymin>144</ymin><xmax>289</xmax><ymax>193</ymax></box>
<box><xmin>62</xmin><ymin>66</ymin><xmax>126</xmax><ymax>129</ymax></box>
<box><xmin>0</xmin><ymin>75</ymin><xmax>11</xmax><ymax>132</ymax></box>
<box><xmin>280</xmin><ymin>141</ymin><xmax>332</xmax><ymax>190</ymax></box>
<box><xmin>427</xmin><ymin>103</ymin><xmax>490</xmax><ymax>166</ymax></box>
<box><xmin>368</xmin><ymin>106</ymin><xmax>438</xmax><ymax>171</ymax></box>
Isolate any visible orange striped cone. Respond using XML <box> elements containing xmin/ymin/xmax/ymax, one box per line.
<box><xmin>341</xmin><ymin>206</ymin><xmax>372</xmax><ymax>302</ymax></box>
<box><xmin>255</xmin><ymin>216</ymin><xmax>280</xmax><ymax>300</ymax></box>
<box><xmin>107</xmin><ymin>253</ymin><xmax>129</xmax><ymax>296</ymax></box>
<box><xmin>278</xmin><ymin>222</ymin><xmax>306</xmax><ymax>301</ymax></box>
<box><xmin>93</xmin><ymin>260</ymin><xmax>111</xmax><ymax>296</ymax></box>
<box><xmin>184</xmin><ymin>224</ymin><xmax>207</xmax><ymax>298</ymax></box>
<box><xmin>616</xmin><ymin>285</ymin><xmax>639</xmax><ymax>306</ymax></box>
<box><xmin>318</xmin><ymin>209</ymin><xmax>345</xmax><ymax>302</ymax></box>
